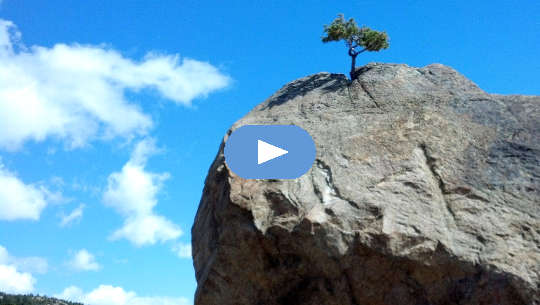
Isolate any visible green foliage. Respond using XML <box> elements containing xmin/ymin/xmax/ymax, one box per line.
<box><xmin>322</xmin><ymin>14</ymin><xmax>389</xmax><ymax>53</ymax></box>
<box><xmin>322</xmin><ymin>14</ymin><xmax>389</xmax><ymax>79</ymax></box>
<box><xmin>360</xmin><ymin>28</ymin><xmax>390</xmax><ymax>51</ymax></box>
<box><xmin>0</xmin><ymin>292</ymin><xmax>83</xmax><ymax>305</ymax></box>
<box><xmin>322</xmin><ymin>14</ymin><xmax>361</xmax><ymax>45</ymax></box>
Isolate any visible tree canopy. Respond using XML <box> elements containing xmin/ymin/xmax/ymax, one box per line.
<box><xmin>322</xmin><ymin>14</ymin><xmax>389</xmax><ymax>79</ymax></box>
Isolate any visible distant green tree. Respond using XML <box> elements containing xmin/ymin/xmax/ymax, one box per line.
<box><xmin>0</xmin><ymin>292</ymin><xmax>83</xmax><ymax>305</ymax></box>
<box><xmin>322</xmin><ymin>14</ymin><xmax>389</xmax><ymax>79</ymax></box>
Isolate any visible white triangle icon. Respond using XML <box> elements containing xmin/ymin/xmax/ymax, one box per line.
<box><xmin>258</xmin><ymin>140</ymin><xmax>288</xmax><ymax>165</ymax></box>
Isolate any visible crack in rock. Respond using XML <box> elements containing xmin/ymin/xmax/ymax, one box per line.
<box><xmin>313</xmin><ymin>159</ymin><xmax>359</xmax><ymax>209</ymax></box>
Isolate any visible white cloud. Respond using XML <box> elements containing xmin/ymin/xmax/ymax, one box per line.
<box><xmin>60</xmin><ymin>203</ymin><xmax>85</xmax><ymax>227</ymax></box>
<box><xmin>0</xmin><ymin>19</ymin><xmax>230</xmax><ymax>150</ymax></box>
<box><xmin>103</xmin><ymin>139</ymin><xmax>182</xmax><ymax>246</ymax></box>
<box><xmin>0</xmin><ymin>245</ymin><xmax>42</xmax><ymax>294</ymax></box>
<box><xmin>110</xmin><ymin>214</ymin><xmax>181</xmax><ymax>246</ymax></box>
<box><xmin>55</xmin><ymin>286</ymin><xmax>86</xmax><ymax>302</ymax></box>
<box><xmin>0</xmin><ymin>264</ymin><xmax>35</xmax><ymax>294</ymax></box>
<box><xmin>69</xmin><ymin>249</ymin><xmax>101</xmax><ymax>271</ymax></box>
<box><xmin>172</xmin><ymin>242</ymin><xmax>192</xmax><ymax>259</ymax></box>
<box><xmin>56</xmin><ymin>285</ymin><xmax>191</xmax><ymax>305</ymax></box>
<box><xmin>0</xmin><ymin>245</ymin><xmax>48</xmax><ymax>274</ymax></box>
<box><xmin>0</xmin><ymin>162</ymin><xmax>53</xmax><ymax>221</ymax></box>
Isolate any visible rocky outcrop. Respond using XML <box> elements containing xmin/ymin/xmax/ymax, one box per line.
<box><xmin>192</xmin><ymin>63</ymin><xmax>540</xmax><ymax>305</ymax></box>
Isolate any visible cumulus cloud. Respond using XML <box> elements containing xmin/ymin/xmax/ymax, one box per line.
<box><xmin>0</xmin><ymin>162</ymin><xmax>59</xmax><ymax>221</ymax></box>
<box><xmin>103</xmin><ymin>139</ymin><xmax>182</xmax><ymax>246</ymax></box>
<box><xmin>109</xmin><ymin>214</ymin><xmax>181</xmax><ymax>246</ymax></box>
<box><xmin>0</xmin><ymin>19</ymin><xmax>230</xmax><ymax>150</ymax></box>
<box><xmin>56</xmin><ymin>285</ymin><xmax>191</xmax><ymax>305</ymax></box>
<box><xmin>171</xmin><ymin>242</ymin><xmax>192</xmax><ymax>259</ymax></box>
<box><xmin>0</xmin><ymin>264</ymin><xmax>35</xmax><ymax>294</ymax></box>
<box><xmin>0</xmin><ymin>245</ymin><xmax>44</xmax><ymax>294</ymax></box>
<box><xmin>0</xmin><ymin>245</ymin><xmax>48</xmax><ymax>274</ymax></box>
<box><xmin>60</xmin><ymin>203</ymin><xmax>85</xmax><ymax>227</ymax></box>
<box><xmin>68</xmin><ymin>249</ymin><xmax>101</xmax><ymax>271</ymax></box>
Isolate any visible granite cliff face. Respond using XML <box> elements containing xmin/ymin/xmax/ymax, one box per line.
<box><xmin>192</xmin><ymin>63</ymin><xmax>540</xmax><ymax>305</ymax></box>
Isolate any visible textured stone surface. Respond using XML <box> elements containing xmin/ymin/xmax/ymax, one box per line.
<box><xmin>192</xmin><ymin>63</ymin><xmax>540</xmax><ymax>305</ymax></box>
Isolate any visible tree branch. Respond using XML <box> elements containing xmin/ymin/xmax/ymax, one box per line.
<box><xmin>357</xmin><ymin>47</ymin><xmax>367</xmax><ymax>54</ymax></box>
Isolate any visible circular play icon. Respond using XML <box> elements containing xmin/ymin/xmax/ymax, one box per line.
<box><xmin>224</xmin><ymin>125</ymin><xmax>316</xmax><ymax>179</ymax></box>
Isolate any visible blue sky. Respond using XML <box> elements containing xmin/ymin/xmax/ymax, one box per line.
<box><xmin>0</xmin><ymin>0</ymin><xmax>538</xmax><ymax>304</ymax></box>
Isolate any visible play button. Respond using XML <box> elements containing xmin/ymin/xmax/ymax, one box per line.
<box><xmin>224</xmin><ymin>125</ymin><xmax>316</xmax><ymax>179</ymax></box>
<box><xmin>258</xmin><ymin>140</ymin><xmax>288</xmax><ymax>164</ymax></box>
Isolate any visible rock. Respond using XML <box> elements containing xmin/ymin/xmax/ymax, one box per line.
<box><xmin>192</xmin><ymin>63</ymin><xmax>540</xmax><ymax>305</ymax></box>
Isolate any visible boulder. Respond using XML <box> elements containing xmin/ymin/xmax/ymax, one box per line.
<box><xmin>192</xmin><ymin>63</ymin><xmax>540</xmax><ymax>305</ymax></box>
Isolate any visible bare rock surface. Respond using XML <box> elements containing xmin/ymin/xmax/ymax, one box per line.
<box><xmin>192</xmin><ymin>63</ymin><xmax>540</xmax><ymax>305</ymax></box>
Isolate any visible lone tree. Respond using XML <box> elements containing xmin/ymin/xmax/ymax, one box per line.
<box><xmin>322</xmin><ymin>14</ymin><xmax>389</xmax><ymax>79</ymax></box>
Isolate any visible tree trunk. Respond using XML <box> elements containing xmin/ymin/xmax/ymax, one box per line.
<box><xmin>349</xmin><ymin>48</ymin><xmax>366</xmax><ymax>80</ymax></box>
<box><xmin>350</xmin><ymin>54</ymin><xmax>358</xmax><ymax>80</ymax></box>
